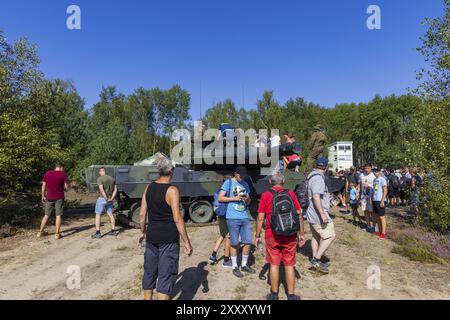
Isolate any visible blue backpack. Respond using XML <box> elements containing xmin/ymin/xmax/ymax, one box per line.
<box><xmin>215</xmin><ymin>179</ymin><xmax>232</xmax><ymax>217</ymax></box>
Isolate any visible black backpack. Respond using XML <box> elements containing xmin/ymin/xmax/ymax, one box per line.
<box><xmin>415</xmin><ymin>174</ymin><xmax>424</xmax><ymax>187</ymax></box>
<box><xmin>390</xmin><ymin>175</ymin><xmax>400</xmax><ymax>189</ymax></box>
<box><xmin>270</xmin><ymin>189</ymin><xmax>300</xmax><ymax>236</ymax></box>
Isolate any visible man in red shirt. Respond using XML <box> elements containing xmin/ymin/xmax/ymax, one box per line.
<box><xmin>255</xmin><ymin>173</ymin><xmax>305</xmax><ymax>300</ymax></box>
<box><xmin>38</xmin><ymin>163</ymin><xmax>69</xmax><ymax>239</ymax></box>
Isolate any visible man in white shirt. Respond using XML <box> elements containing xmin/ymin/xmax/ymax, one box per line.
<box><xmin>358</xmin><ymin>164</ymin><xmax>376</xmax><ymax>233</ymax></box>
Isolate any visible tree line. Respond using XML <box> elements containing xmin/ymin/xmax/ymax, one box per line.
<box><xmin>0</xmin><ymin>1</ymin><xmax>448</xmax><ymax>230</ymax></box>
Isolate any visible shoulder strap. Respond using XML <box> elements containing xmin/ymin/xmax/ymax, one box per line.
<box><xmin>225</xmin><ymin>179</ymin><xmax>232</xmax><ymax>197</ymax></box>
<box><xmin>308</xmin><ymin>172</ymin><xmax>324</xmax><ymax>182</ymax></box>
<box><xmin>269</xmin><ymin>187</ymin><xmax>288</xmax><ymax>195</ymax></box>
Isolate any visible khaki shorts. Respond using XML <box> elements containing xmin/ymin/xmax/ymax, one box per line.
<box><xmin>44</xmin><ymin>199</ymin><xmax>64</xmax><ymax>217</ymax></box>
<box><xmin>310</xmin><ymin>221</ymin><xmax>336</xmax><ymax>240</ymax></box>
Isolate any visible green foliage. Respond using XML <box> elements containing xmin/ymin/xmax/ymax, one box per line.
<box><xmin>79</xmin><ymin>85</ymin><xmax>192</xmax><ymax>172</ymax></box>
<box><xmin>416</xmin><ymin>0</ymin><xmax>450</xmax><ymax>99</ymax></box>
<box><xmin>0</xmin><ymin>111</ymin><xmax>66</xmax><ymax>193</ymax></box>
<box><xmin>407</xmin><ymin>0</ymin><xmax>450</xmax><ymax>233</ymax></box>
<box><xmin>392</xmin><ymin>245</ymin><xmax>444</xmax><ymax>264</ymax></box>
<box><xmin>0</xmin><ymin>1</ymin><xmax>448</xmax><ymax>232</ymax></box>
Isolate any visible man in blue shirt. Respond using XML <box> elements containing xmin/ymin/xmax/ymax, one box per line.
<box><xmin>372</xmin><ymin>169</ymin><xmax>388</xmax><ymax>239</ymax></box>
<box><xmin>219</xmin><ymin>166</ymin><xmax>254</xmax><ymax>278</ymax></box>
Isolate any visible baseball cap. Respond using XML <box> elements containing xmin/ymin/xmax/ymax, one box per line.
<box><xmin>234</xmin><ymin>165</ymin><xmax>248</xmax><ymax>178</ymax></box>
<box><xmin>316</xmin><ymin>157</ymin><xmax>328</xmax><ymax>167</ymax></box>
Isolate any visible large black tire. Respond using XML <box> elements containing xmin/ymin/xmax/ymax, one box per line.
<box><xmin>128</xmin><ymin>202</ymin><xmax>185</xmax><ymax>228</ymax></box>
<box><xmin>189</xmin><ymin>200</ymin><xmax>214</xmax><ymax>224</ymax></box>
<box><xmin>128</xmin><ymin>202</ymin><xmax>141</xmax><ymax>227</ymax></box>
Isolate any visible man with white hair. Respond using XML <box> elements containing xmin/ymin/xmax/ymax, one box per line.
<box><xmin>139</xmin><ymin>156</ymin><xmax>193</xmax><ymax>300</ymax></box>
<box><xmin>256</xmin><ymin>173</ymin><xmax>305</xmax><ymax>300</ymax></box>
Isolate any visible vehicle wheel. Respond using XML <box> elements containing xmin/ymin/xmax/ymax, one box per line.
<box><xmin>189</xmin><ymin>200</ymin><xmax>213</xmax><ymax>224</ymax></box>
<box><xmin>128</xmin><ymin>202</ymin><xmax>141</xmax><ymax>227</ymax></box>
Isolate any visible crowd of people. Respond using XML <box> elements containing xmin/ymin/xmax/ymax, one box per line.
<box><xmin>330</xmin><ymin>165</ymin><xmax>425</xmax><ymax>222</ymax></box>
<box><xmin>36</xmin><ymin>153</ymin><xmax>426</xmax><ymax>301</ymax></box>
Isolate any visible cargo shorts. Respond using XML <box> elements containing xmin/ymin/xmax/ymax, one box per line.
<box><xmin>218</xmin><ymin>216</ymin><xmax>229</xmax><ymax>238</ymax></box>
<box><xmin>310</xmin><ymin>221</ymin><xmax>336</xmax><ymax>240</ymax></box>
<box><xmin>44</xmin><ymin>199</ymin><xmax>64</xmax><ymax>217</ymax></box>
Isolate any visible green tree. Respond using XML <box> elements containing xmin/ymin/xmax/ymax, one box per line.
<box><xmin>407</xmin><ymin>0</ymin><xmax>449</xmax><ymax>232</ymax></box>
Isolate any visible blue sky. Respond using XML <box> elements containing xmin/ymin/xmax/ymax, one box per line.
<box><xmin>0</xmin><ymin>0</ymin><xmax>444</xmax><ymax>120</ymax></box>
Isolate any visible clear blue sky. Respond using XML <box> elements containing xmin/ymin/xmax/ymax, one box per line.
<box><xmin>0</xmin><ymin>0</ymin><xmax>444</xmax><ymax>120</ymax></box>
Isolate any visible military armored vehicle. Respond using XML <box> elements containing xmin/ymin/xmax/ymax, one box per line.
<box><xmin>82</xmin><ymin>147</ymin><xmax>307</xmax><ymax>227</ymax></box>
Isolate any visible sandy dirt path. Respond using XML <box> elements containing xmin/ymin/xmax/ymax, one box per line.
<box><xmin>0</xmin><ymin>207</ymin><xmax>449</xmax><ymax>300</ymax></box>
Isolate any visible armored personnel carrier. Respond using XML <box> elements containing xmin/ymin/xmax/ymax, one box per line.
<box><xmin>82</xmin><ymin>148</ymin><xmax>307</xmax><ymax>226</ymax></box>
<box><xmin>81</xmin><ymin>126</ymin><xmax>344</xmax><ymax>227</ymax></box>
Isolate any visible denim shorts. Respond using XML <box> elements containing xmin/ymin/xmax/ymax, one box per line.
<box><xmin>95</xmin><ymin>197</ymin><xmax>114</xmax><ymax>215</ymax></box>
<box><xmin>226</xmin><ymin>219</ymin><xmax>252</xmax><ymax>246</ymax></box>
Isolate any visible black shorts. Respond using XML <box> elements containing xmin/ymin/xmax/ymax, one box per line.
<box><xmin>143</xmin><ymin>242</ymin><xmax>179</xmax><ymax>295</ymax></box>
<box><xmin>350</xmin><ymin>203</ymin><xmax>359</xmax><ymax>210</ymax></box>
<box><xmin>388</xmin><ymin>189</ymin><xmax>400</xmax><ymax>197</ymax></box>
<box><xmin>372</xmin><ymin>201</ymin><xmax>386</xmax><ymax>216</ymax></box>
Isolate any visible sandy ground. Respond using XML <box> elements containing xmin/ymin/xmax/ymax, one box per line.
<box><xmin>0</xmin><ymin>204</ymin><xmax>449</xmax><ymax>300</ymax></box>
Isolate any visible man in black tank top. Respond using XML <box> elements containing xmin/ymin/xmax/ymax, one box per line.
<box><xmin>138</xmin><ymin>157</ymin><xmax>193</xmax><ymax>300</ymax></box>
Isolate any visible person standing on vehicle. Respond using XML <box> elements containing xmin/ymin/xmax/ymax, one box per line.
<box><xmin>139</xmin><ymin>157</ymin><xmax>193</xmax><ymax>300</ymax></box>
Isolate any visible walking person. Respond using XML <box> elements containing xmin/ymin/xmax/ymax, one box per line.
<box><xmin>139</xmin><ymin>157</ymin><xmax>193</xmax><ymax>300</ymax></box>
<box><xmin>255</xmin><ymin>173</ymin><xmax>305</xmax><ymax>300</ymax></box>
<box><xmin>92</xmin><ymin>167</ymin><xmax>119</xmax><ymax>239</ymax></box>
<box><xmin>219</xmin><ymin>166</ymin><xmax>255</xmax><ymax>278</ymax></box>
<box><xmin>209</xmin><ymin>175</ymin><xmax>233</xmax><ymax>268</ymax></box>
<box><xmin>38</xmin><ymin>163</ymin><xmax>69</xmax><ymax>239</ymax></box>
<box><xmin>306</xmin><ymin>158</ymin><xmax>336</xmax><ymax>274</ymax></box>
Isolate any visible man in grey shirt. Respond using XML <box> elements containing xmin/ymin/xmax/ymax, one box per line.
<box><xmin>306</xmin><ymin>157</ymin><xmax>336</xmax><ymax>274</ymax></box>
